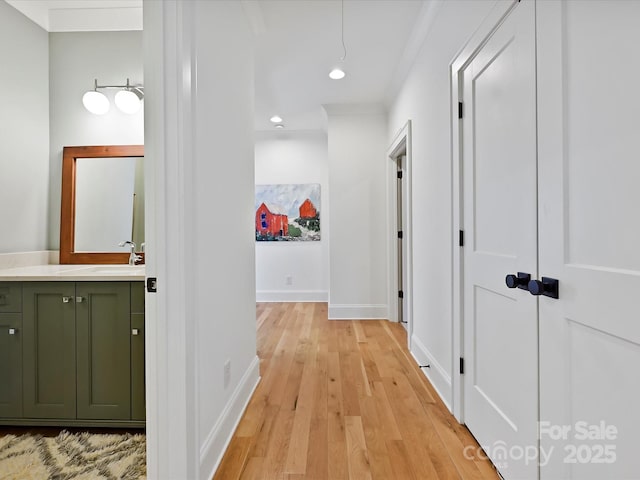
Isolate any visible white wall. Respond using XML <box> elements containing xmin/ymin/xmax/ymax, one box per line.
<box><xmin>255</xmin><ymin>130</ymin><xmax>328</xmax><ymax>302</ymax></box>
<box><xmin>143</xmin><ymin>1</ymin><xmax>258</xmax><ymax>478</ymax></box>
<box><xmin>387</xmin><ymin>0</ymin><xmax>496</xmax><ymax>407</ymax></box>
<box><xmin>193</xmin><ymin>2</ymin><xmax>257</xmax><ymax>476</ymax></box>
<box><xmin>48</xmin><ymin>31</ymin><xmax>144</xmax><ymax>250</ymax></box>
<box><xmin>326</xmin><ymin>105</ymin><xmax>388</xmax><ymax>319</ymax></box>
<box><xmin>0</xmin><ymin>1</ymin><xmax>49</xmax><ymax>254</ymax></box>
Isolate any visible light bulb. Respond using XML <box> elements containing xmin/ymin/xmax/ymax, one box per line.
<box><xmin>329</xmin><ymin>68</ymin><xmax>346</xmax><ymax>80</ymax></box>
<box><xmin>270</xmin><ymin>115</ymin><xmax>283</xmax><ymax>123</ymax></box>
<box><xmin>115</xmin><ymin>90</ymin><xmax>142</xmax><ymax>114</ymax></box>
<box><xmin>82</xmin><ymin>91</ymin><xmax>110</xmax><ymax>115</ymax></box>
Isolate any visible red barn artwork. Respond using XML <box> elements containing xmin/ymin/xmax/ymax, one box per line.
<box><xmin>299</xmin><ymin>198</ymin><xmax>317</xmax><ymax>218</ymax></box>
<box><xmin>255</xmin><ymin>184</ymin><xmax>320</xmax><ymax>241</ymax></box>
<box><xmin>255</xmin><ymin>203</ymin><xmax>289</xmax><ymax>238</ymax></box>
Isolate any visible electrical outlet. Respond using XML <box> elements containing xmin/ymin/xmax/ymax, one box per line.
<box><xmin>285</xmin><ymin>275</ymin><xmax>293</xmax><ymax>286</ymax></box>
<box><xmin>224</xmin><ymin>359</ymin><xmax>231</xmax><ymax>389</ymax></box>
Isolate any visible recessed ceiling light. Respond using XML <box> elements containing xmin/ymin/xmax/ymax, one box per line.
<box><xmin>329</xmin><ymin>68</ymin><xmax>346</xmax><ymax>80</ymax></box>
<box><xmin>270</xmin><ymin>115</ymin><xmax>283</xmax><ymax>123</ymax></box>
<box><xmin>275</xmin><ymin>124</ymin><xmax>285</xmax><ymax>129</ymax></box>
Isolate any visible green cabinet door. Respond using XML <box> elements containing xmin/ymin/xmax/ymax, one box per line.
<box><xmin>76</xmin><ymin>282</ymin><xmax>131</xmax><ymax>420</ymax></box>
<box><xmin>131</xmin><ymin>312</ymin><xmax>145</xmax><ymax>421</ymax></box>
<box><xmin>0</xmin><ymin>313</ymin><xmax>22</xmax><ymax>418</ymax></box>
<box><xmin>131</xmin><ymin>282</ymin><xmax>145</xmax><ymax>421</ymax></box>
<box><xmin>23</xmin><ymin>283</ymin><xmax>76</xmax><ymax>419</ymax></box>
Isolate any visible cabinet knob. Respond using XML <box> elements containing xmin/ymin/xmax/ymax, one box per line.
<box><xmin>132</xmin><ymin>328</ymin><xmax>140</xmax><ymax>336</ymax></box>
<box><xmin>8</xmin><ymin>328</ymin><xmax>17</xmax><ymax>335</ymax></box>
<box><xmin>75</xmin><ymin>297</ymin><xmax>85</xmax><ymax>303</ymax></box>
<box><xmin>62</xmin><ymin>296</ymin><xmax>73</xmax><ymax>303</ymax></box>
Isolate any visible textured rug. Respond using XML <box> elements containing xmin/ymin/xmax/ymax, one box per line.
<box><xmin>0</xmin><ymin>431</ymin><xmax>146</xmax><ymax>480</ymax></box>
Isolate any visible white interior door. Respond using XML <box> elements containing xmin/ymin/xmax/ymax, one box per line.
<box><xmin>461</xmin><ymin>2</ymin><xmax>538</xmax><ymax>479</ymax></box>
<box><xmin>537</xmin><ymin>2</ymin><xmax>640</xmax><ymax>478</ymax></box>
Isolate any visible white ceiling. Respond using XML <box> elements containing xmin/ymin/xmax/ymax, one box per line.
<box><xmin>251</xmin><ymin>0</ymin><xmax>431</xmax><ymax>131</ymax></box>
<box><xmin>6</xmin><ymin>0</ymin><xmax>437</xmax><ymax>131</ymax></box>
<box><xmin>5</xmin><ymin>0</ymin><xmax>143</xmax><ymax>31</ymax></box>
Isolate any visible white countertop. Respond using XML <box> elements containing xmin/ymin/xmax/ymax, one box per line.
<box><xmin>0</xmin><ymin>264</ymin><xmax>145</xmax><ymax>281</ymax></box>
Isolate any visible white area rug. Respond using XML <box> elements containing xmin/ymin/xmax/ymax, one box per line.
<box><xmin>0</xmin><ymin>431</ymin><xmax>146</xmax><ymax>480</ymax></box>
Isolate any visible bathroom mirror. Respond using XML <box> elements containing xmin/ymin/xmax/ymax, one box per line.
<box><xmin>60</xmin><ymin>145</ymin><xmax>144</xmax><ymax>264</ymax></box>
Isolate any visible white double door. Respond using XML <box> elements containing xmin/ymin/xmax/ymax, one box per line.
<box><xmin>462</xmin><ymin>1</ymin><xmax>640</xmax><ymax>479</ymax></box>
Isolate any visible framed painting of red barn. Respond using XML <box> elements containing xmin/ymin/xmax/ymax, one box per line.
<box><xmin>255</xmin><ymin>184</ymin><xmax>321</xmax><ymax>241</ymax></box>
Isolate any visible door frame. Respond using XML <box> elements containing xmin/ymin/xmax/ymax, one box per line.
<box><xmin>387</xmin><ymin>120</ymin><xmax>414</xmax><ymax>343</ymax></box>
<box><xmin>144</xmin><ymin>0</ymin><xmax>198</xmax><ymax>477</ymax></box>
<box><xmin>449</xmin><ymin>0</ymin><xmax>520</xmax><ymax>422</ymax></box>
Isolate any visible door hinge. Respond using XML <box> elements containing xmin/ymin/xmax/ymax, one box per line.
<box><xmin>398</xmin><ymin>290</ymin><xmax>404</xmax><ymax>299</ymax></box>
<box><xmin>398</xmin><ymin>231</ymin><xmax>403</xmax><ymax>239</ymax></box>
<box><xmin>458</xmin><ymin>101</ymin><xmax>463</xmax><ymax>119</ymax></box>
<box><xmin>459</xmin><ymin>230</ymin><xmax>464</xmax><ymax>247</ymax></box>
<box><xmin>460</xmin><ymin>357</ymin><xmax>465</xmax><ymax>375</ymax></box>
<box><xmin>397</xmin><ymin>170</ymin><xmax>403</xmax><ymax>179</ymax></box>
<box><xmin>146</xmin><ymin>277</ymin><xmax>157</xmax><ymax>293</ymax></box>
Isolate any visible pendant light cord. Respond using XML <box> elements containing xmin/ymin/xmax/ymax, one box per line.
<box><xmin>340</xmin><ymin>0</ymin><xmax>347</xmax><ymax>61</ymax></box>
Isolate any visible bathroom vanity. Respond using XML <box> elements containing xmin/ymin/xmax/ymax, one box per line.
<box><xmin>0</xmin><ymin>144</ymin><xmax>148</xmax><ymax>427</ymax></box>
<box><xmin>0</xmin><ymin>264</ymin><xmax>145</xmax><ymax>428</ymax></box>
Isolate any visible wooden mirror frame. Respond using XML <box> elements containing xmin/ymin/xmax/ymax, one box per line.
<box><xmin>60</xmin><ymin>145</ymin><xmax>145</xmax><ymax>264</ymax></box>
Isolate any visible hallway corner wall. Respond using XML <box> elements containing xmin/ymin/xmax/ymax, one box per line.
<box><xmin>325</xmin><ymin>105</ymin><xmax>388</xmax><ymax>319</ymax></box>
<box><xmin>255</xmin><ymin>130</ymin><xmax>329</xmax><ymax>302</ymax></box>
<box><xmin>143</xmin><ymin>1</ymin><xmax>258</xmax><ymax>478</ymax></box>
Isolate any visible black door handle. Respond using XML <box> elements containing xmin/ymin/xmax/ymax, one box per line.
<box><xmin>528</xmin><ymin>277</ymin><xmax>559</xmax><ymax>299</ymax></box>
<box><xmin>505</xmin><ymin>272</ymin><xmax>531</xmax><ymax>290</ymax></box>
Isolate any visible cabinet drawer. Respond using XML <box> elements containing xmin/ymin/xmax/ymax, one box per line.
<box><xmin>0</xmin><ymin>283</ymin><xmax>22</xmax><ymax>313</ymax></box>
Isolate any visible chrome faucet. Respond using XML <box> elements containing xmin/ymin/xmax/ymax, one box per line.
<box><xmin>119</xmin><ymin>241</ymin><xmax>142</xmax><ymax>265</ymax></box>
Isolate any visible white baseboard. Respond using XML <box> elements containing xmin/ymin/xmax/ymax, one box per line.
<box><xmin>256</xmin><ymin>290</ymin><xmax>328</xmax><ymax>302</ymax></box>
<box><xmin>410</xmin><ymin>334</ymin><xmax>452</xmax><ymax>411</ymax></box>
<box><xmin>200</xmin><ymin>355</ymin><xmax>261</xmax><ymax>480</ymax></box>
<box><xmin>328</xmin><ymin>304</ymin><xmax>388</xmax><ymax>320</ymax></box>
<box><xmin>0</xmin><ymin>251</ymin><xmax>55</xmax><ymax>269</ymax></box>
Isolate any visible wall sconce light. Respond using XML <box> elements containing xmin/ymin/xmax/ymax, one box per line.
<box><xmin>82</xmin><ymin>78</ymin><xmax>144</xmax><ymax>115</ymax></box>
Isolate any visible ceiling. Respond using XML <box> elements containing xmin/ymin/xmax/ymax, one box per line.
<box><xmin>251</xmin><ymin>0</ymin><xmax>431</xmax><ymax>131</ymax></box>
<box><xmin>6</xmin><ymin>0</ymin><xmax>437</xmax><ymax>131</ymax></box>
<box><xmin>5</xmin><ymin>0</ymin><xmax>143</xmax><ymax>31</ymax></box>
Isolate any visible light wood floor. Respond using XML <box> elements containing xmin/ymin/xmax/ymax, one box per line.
<box><xmin>214</xmin><ymin>302</ymin><xmax>498</xmax><ymax>480</ymax></box>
